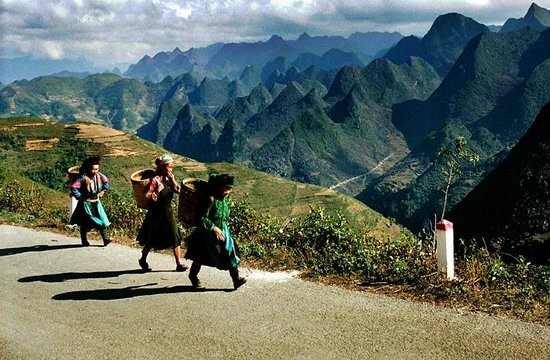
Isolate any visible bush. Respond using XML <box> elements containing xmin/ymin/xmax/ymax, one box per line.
<box><xmin>231</xmin><ymin>199</ymin><xmax>435</xmax><ymax>282</ymax></box>
<box><xmin>101</xmin><ymin>190</ymin><xmax>146</xmax><ymax>238</ymax></box>
<box><xmin>230</xmin><ymin>197</ymin><xmax>289</xmax><ymax>264</ymax></box>
<box><xmin>283</xmin><ymin>208</ymin><xmax>365</xmax><ymax>274</ymax></box>
<box><xmin>0</xmin><ymin>181</ymin><xmax>44</xmax><ymax>215</ymax></box>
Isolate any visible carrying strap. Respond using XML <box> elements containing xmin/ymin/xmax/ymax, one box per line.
<box><xmin>84</xmin><ymin>173</ymin><xmax>103</xmax><ymax>193</ymax></box>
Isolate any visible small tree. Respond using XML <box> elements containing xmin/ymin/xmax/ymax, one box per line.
<box><xmin>437</xmin><ymin>136</ymin><xmax>479</xmax><ymax>221</ymax></box>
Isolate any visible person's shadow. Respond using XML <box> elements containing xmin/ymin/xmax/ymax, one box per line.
<box><xmin>52</xmin><ymin>283</ymin><xmax>231</xmax><ymax>300</ymax></box>
<box><xmin>18</xmin><ymin>269</ymin><xmax>147</xmax><ymax>283</ymax></box>
<box><xmin>0</xmin><ymin>243</ymin><xmax>90</xmax><ymax>256</ymax></box>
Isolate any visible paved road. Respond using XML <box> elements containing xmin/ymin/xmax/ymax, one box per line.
<box><xmin>1</xmin><ymin>225</ymin><xmax>549</xmax><ymax>360</ymax></box>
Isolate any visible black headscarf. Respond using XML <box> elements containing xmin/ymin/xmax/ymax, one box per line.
<box><xmin>79</xmin><ymin>156</ymin><xmax>102</xmax><ymax>175</ymax></box>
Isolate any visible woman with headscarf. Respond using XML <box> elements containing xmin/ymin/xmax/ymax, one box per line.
<box><xmin>69</xmin><ymin>156</ymin><xmax>112</xmax><ymax>246</ymax></box>
<box><xmin>185</xmin><ymin>173</ymin><xmax>246</xmax><ymax>290</ymax></box>
<box><xmin>137</xmin><ymin>154</ymin><xmax>187</xmax><ymax>272</ymax></box>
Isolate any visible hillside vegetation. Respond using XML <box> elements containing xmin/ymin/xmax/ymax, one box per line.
<box><xmin>449</xmin><ymin>102</ymin><xmax>550</xmax><ymax>263</ymax></box>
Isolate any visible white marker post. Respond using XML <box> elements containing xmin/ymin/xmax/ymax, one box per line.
<box><xmin>436</xmin><ymin>219</ymin><xmax>455</xmax><ymax>280</ymax></box>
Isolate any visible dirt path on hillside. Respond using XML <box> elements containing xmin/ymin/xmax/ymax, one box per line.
<box><xmin>1</xmin><ymin>225</ymin><xmax>549</xmax><ymax>359</ymax></box>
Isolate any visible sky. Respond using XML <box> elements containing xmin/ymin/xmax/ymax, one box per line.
<box><xmin>1</xmin><ymin>0</ymin><xmax>548</xmax><ymax>69</ymax></box>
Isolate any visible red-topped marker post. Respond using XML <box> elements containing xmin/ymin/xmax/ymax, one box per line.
<box><xmin>436</xmin><ymin>220</ymin><xmax>455</xmax><ymax>280</ymax></box>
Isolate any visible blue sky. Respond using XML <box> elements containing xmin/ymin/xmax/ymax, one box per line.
<box><xmin>1</xmin><ymin>0</ymin><xmax>547</xmax><ymax>68</ymax></box>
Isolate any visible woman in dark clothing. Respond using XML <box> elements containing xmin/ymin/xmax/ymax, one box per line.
<box><xmin>185</xmin><ymin>173</ymin><xmax>246</xmax><ymax>290</ymax></box>
<box><xmin>137</xmin><ymin>154</ymin><xmax>187</xmax><ymax>272</ymax></box>
<box><xmin>69</xmin><ymin>156</ymin><xmax>112</xmax><ymax>246</ymax></box>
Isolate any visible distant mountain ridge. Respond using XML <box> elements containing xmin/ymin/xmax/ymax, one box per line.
<box><xmin>0</xmin><ymin>56</ymin><xmax>111</xmax><ymax>85</ymax></box>
<box><xmin>500</xmin><ymin>2</ymin><xmax>550</xmax><ymax>33</ymax></box>
<box><xmin>124</xmin><ymin>32</ymin><xmax>403</xmax><ymax>83</ymax></box>
<box><xmin>384</xmin><ymin>13</ymin><xmax>490</xmax><ymax>76</ymax></box>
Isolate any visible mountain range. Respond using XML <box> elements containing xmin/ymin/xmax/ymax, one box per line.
<box><xmin>1</xmin><ymin>3</ymin><xmax>549</xmax><ymax>258</ymax></box>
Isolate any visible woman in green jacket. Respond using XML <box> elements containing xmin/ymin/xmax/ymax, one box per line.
<box><xmin>185</xmin><ymin>173</ymin><xmax>246</xmax><ymax>290</ymax></box>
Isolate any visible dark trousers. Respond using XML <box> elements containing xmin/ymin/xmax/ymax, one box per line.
<box><xmin>189</xmin><ymin>261</ymin><xmax>240</xmax><ymax>282</ymax></box>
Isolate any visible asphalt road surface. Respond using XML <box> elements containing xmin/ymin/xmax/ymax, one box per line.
<box><xmin>1</xmin><ymin>225</ymin><xmax>549</xmax><ymax>360</ymax></box>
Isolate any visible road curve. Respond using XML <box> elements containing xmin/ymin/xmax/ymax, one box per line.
<box><xmin>1</xmin><ymin>225</ymin><xmax>549</xmax><ymax>360</ymax></box>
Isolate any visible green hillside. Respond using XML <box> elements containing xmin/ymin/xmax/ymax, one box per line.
<box><xmin>0</xmin><ymin>74</ymin><xmax>171</xmax><ymax>132</ymax></box>
<box><xmin>0</xmin><ymin>117</ymin><xmax>398</xmax><ymax>235</ymax></box>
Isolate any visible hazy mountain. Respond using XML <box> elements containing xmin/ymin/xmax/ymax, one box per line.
<box><xmin>206</xmin><ymin>35</ymin><xmax>296</xmax><ymax>72</ymax></box>
<box><xmin>239</xmin><ymin>65</ymin><xmax>263</xmax><ymax>92</ymax></box>
<box><xmin>0</xmin><ymin>56</ymin><xmax>108</xmax><ymax>85</ymax></box>
<box><xmin>290</xmin><ymin>31</ymin><xmax>402</xmax><ymax>57</ymax></box>
<box><xmin>384</xmin><ymin>13</ymin><xmax>490</xmax><ymax>76</ymax></box>
<box><xmin>188</xmin><ymin>77</ymin><xmax>246</xmax><ymax>112</ymax></box>
<box><xmin>500</xmin><ymin>2</ymin><xmax>550</xmax><ymax>33</ymax></box>
<box><xmin>124</xmin><ymin>43</ymin><xmax>224</xmax><ymax>82</ymax></box>
<box><xmin>48</xmin><ymin>70</ymin><xmax>92</xmax><ymax>79</ymax></box>
<box><xmin>124</xmin><ymin>32</ymin><xmax>402</xmax><ymax>84</ymax></box>
<box><xmin>449</xmin><ymin>102</ymin><xmax>550</xmax><ymax>264</ymax></box>
<box><xmin>137</xmin><ymin>73</ymin><xmax>198</xmax><ymax>143</ymax></box>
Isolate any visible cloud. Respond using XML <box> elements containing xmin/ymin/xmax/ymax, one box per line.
<box><xmin>0</xmin><ymin>0</ymin><xmax>546</xmax><ymax>68</ymax></box>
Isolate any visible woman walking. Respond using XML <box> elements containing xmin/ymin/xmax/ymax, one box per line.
<box><xmin>185</xmin><ymin>173</ymin><xmax>246</xmax><ymax>290</ymax></box>
<box><xmin>137</xmin><ymin>154</ymin><xmax>187</xmax><ymax>272</ymax></box>
<box><xmin>69</xmin><ymin>156</ymin><xmax>112</xmax><ymax>246</ymax></box>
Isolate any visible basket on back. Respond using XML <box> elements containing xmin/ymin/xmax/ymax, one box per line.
<box><xmin>67</xmin><ymin>166</ymin><xmax>80</xmax><ymax>184</ymax></box>
<box><xmin>131</xmin><ymin>169</ymin><xmax>155</xmax><ymax>209</ymax></box>
<box><xmin>178</xmin><ymin>178</ymin><xmax>210</xmax><ymax>226</ymax></box>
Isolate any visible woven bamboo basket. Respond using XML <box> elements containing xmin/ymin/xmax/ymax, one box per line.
<box><xmin>67</xmin><ymin>166</ymin><xmax>80</xmax><ymax>183</ymax></box>
<box><xmin>131</xmin><ymin>169</ymin><xmax>155</xmax><ymax>209</ymax></box>
<box><xmin>178</xmin><ymin>178</ymin><xmax>209</xmax><ymax>226</ymax></box>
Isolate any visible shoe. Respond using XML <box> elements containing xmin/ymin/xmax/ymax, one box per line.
<box><xmin>189</xmin><ymin>274</ymin><xmax>205</xmax><ymax>289</ymax></box>
<box><xmin>138</xmin><ymin>258</ymin><xmax>152</xmax><ymax>272</ymax></box>
<box><xmin>81</xmin><ymin>240</ymin><xmax>90</xmax><ymax>247</ymax></box>
<box><xmin>175</xmin><ymin>264</ymin><xmax>189</xmax><ymax>272</ymax></box>
<box><xmin>233</xmin><ymin>277</ymin><xmax>247</xmax><ymax>290</ymax></box>
<box><xmin>103</xmin><ymin>238</ymin><xmax>112</xmax><ymax>246</ymax></box>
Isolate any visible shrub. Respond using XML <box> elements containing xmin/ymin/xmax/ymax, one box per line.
<box><xmin>0</xmin><ymin>181</ymin><xmax>44</xmax><ymax>215</ymax></box>
<box><xmin>283</xmin><ymin>208</ymin><xmax>365</xmax><ymax>274</ymax></box>
<box><xmin>230</xmin><ymin>200</ymin><xmax>435</xmax><ymax>282</ymax></box>
<box><xmin>229</xmin><ymin>197</ymin><xmax>290</xmax><ymax>265</ymax></box>
<box><xmin>101</xmin><ymin>190</ymin><xmax>146</xmax><ymax>237</ymax></box>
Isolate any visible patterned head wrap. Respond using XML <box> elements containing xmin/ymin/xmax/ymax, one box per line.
<box><xmin>156</xmin><ymin>154</ymin><xmax>174</xmax><ymax>166</ymax></box>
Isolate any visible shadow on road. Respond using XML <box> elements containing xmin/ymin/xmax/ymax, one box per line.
<box><xmin>18</xmin><ymin>269</ymin><xmax>148</xmax><ymax>283</ymax></box>
<box><xmin>52</xmin><ymin>283</ymin><xmax>231</xmax><ymax>300</ymax></box>
<box><xmin>0</xmin><ymin>243</ymin><xmax>86</xmax><ymax>256</ymax></box>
